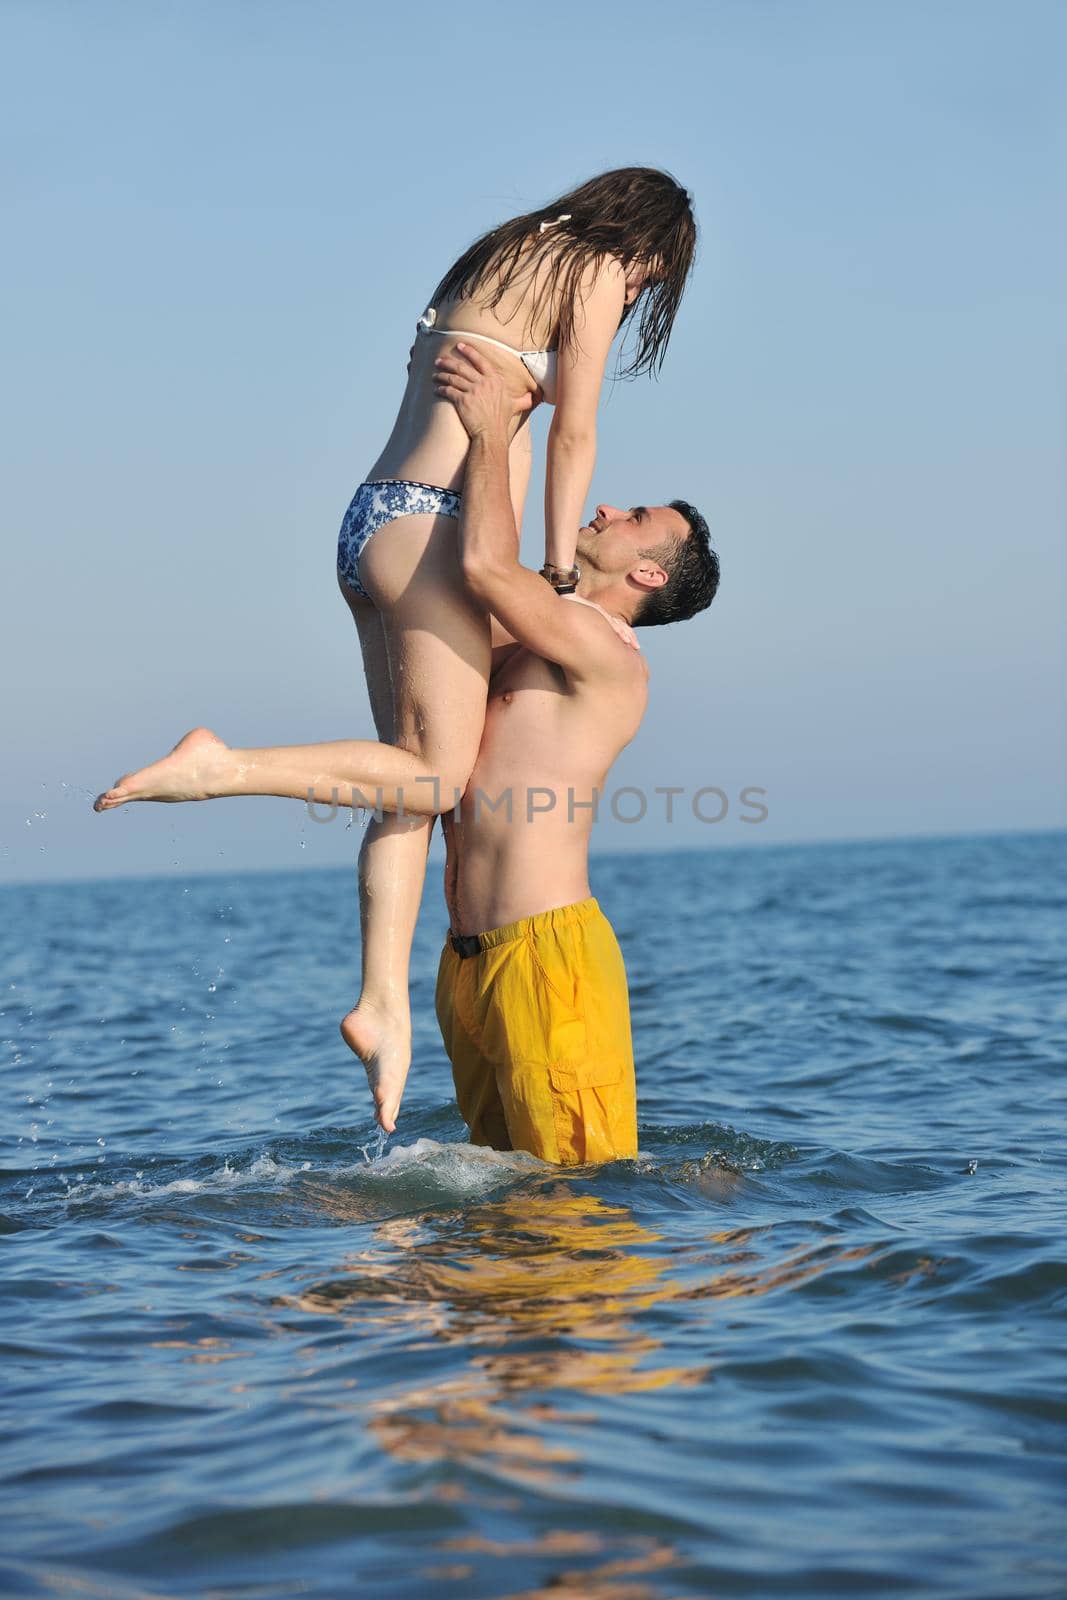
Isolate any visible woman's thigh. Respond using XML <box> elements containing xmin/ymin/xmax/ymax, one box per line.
<box><xmin>360</xmin><ymin>510</ymin><xmax>490</xmax><ymax>791</ymax></box>
<box><xmin>337</xmin><ymin>579</ymin><xmax>394</xmax><ymax>743</ymax></box>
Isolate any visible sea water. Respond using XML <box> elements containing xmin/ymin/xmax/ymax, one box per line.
<box><xmin>2</xmin><ymin>832</ymin><xmax>1065</xmax><ymax>1597</ymax></box>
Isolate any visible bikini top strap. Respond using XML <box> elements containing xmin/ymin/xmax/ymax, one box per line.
<box><xmin>416</xmin><ymin>310</ymin><xmax>528</xmax><ymax>359</ymax></box>
<box><xmin>538</xmin><ymin>212</ymin><xmax>572</xmax><ymax>236</ymax></box>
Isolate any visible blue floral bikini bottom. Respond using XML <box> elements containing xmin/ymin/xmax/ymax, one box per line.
<box><xmin>336</xmin><ymin>479</ymin><xmax>462</xmax><ymax>600</ymax></box>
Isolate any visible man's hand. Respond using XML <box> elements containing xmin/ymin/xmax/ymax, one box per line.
<box><xmin>433</xmin><ymin>342</ymin><xmax>535</xmax><ymax>440</ymax></box>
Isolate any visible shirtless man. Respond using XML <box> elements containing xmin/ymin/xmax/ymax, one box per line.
<box><xmin>430</xmin><ymin>343</ymin><xmax>719</xmax><ymax>1163</ymax></box>
<box><xmin>92</xmin><ymin>345</ymin><xmax>718</xmax><ymax>1157</ymax></box>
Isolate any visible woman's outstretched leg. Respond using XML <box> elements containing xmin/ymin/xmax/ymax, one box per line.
<box><xmin>92</xmin><ymin>728</ymin><xmax>463</xmax><ymax>815</ymax></box>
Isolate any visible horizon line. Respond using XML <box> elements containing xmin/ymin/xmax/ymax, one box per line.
<box><xmin>2</xmin><ymin>821</ymin><xmax>1064</xmax><ymax>892</ymax></box>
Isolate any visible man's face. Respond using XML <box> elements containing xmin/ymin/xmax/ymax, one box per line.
<box><xmin>577</xmin><ymin>503</ymin><xmax>688</xmax><ymax>578</ymax></box>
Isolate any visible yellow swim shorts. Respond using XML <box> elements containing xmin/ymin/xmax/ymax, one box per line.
<box><xmin>435</xmin><ymin>897</ymin><xmax>638</xmax><ymax>1167</ymax></box>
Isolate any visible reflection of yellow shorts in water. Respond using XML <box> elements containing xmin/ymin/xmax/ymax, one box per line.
<box><xmin>435</xmin><ymin>898</ymin><xmax>638</xmax><ymax>1166</ymax></box>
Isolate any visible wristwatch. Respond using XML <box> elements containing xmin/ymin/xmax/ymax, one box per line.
<box><xmin>539</xmin><ymin>562</ymin><xmax>581</xmax><ymax>595</ymax></box>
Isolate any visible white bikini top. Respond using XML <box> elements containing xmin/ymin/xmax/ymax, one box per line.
<box><xmin>416</xmin><ymin>214</ymin><xmax>569</xmax><ymax>406</ymax></box>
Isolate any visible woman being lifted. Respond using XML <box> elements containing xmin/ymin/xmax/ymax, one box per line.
<box><xmin>95</xmin><ymin>166</ymin><xmax>697</xmax><ymax>1135</ymax></box>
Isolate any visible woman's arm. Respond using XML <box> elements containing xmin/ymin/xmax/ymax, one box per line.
<box><xmin>508</xmin><ymin>413</ymin><xmax>533</xmax><ymax>533</ymax></box>
<box><xmin>544</xmin><ymin>256</ymin><xmax>627</xmax><ymax>570</ymax></box>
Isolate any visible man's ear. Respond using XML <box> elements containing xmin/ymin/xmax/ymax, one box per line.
<box><xmin>629</xmin><ymin>560</ymin><xmax>669</xmax><ymax>593</ymax></box>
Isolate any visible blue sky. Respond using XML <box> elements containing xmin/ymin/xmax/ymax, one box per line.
<box><xmin>2</xmin><ymin>0</ymin><xmax>1064</xmax><ymax>883</ymax></box>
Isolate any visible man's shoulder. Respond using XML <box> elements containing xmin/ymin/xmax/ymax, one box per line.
<box><xmin>564</xmin><ymin>629</ymin><xmax>650</xmax><ymax>709</ymax></box>
<box><xmin>558</xmin><ymin>598</ymin><xmax>649</xmax><ymax>677</ymax></box>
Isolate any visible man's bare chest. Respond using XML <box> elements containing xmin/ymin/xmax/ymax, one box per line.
<box><xmin>488</xmin><ymin>646</ymin><xmax>568</xmax><ymax>709</ymax></box>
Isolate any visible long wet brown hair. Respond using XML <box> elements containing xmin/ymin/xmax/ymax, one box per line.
<box><xmin>430</xmin><ymin>167</ymin><xmax>697</xmax><ymax>378</ymax></box>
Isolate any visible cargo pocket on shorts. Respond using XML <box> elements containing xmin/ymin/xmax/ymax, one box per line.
<box><xmin>547</xmin><ymin>1059</ymin><xmax>630</xmax><ymax>1167</ymax></box>
<box><xmin>522</xmin><ymin>936</ymin><xmax>587</xmax><ymax>1063</ymax></box>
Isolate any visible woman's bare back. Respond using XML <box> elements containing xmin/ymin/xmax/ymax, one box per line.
<box><xmin>365</xmin><ymin>240</ymin><xmax>564</xmax><ymax>490</ymax></box>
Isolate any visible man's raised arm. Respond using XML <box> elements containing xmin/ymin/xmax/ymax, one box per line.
<box><xmin>434</xmin><ymin>344</ymin><xmax>626</xmax><ymax>678</ymax></box>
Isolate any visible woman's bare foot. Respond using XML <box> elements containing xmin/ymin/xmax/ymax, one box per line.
<box><xmin>339</xmin><ymin>1000</ymin><xmax>411</xmax><ymax>1135</ymax></box>
<box><xmin>93</xmin><ymin>727</ymin><xmax>232</xmax><ymax>811</ymax></box>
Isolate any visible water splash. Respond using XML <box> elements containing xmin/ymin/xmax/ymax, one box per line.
<box><xmin>359</xmin><ymin>1127</ymin><xmax>388</xmax><ymax>1164</ymax></box>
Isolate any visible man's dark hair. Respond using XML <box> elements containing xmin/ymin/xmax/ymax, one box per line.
<box><xmin>633</xmin><ymin>500</ymin><xmax>720</xmax><ymax>627</ymax></box>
